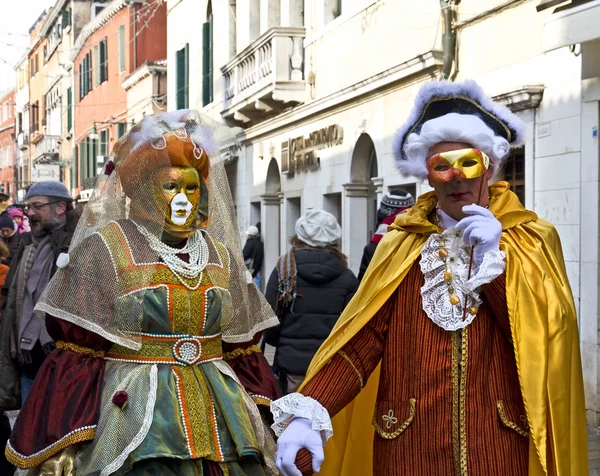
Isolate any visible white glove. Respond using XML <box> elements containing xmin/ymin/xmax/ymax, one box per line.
<box><xmin>276</xmin><ymin>417</ymin><xmax>325</xmax><ymax>476</ymax></box>
<box><xmin>455</xmin><ymin>204</ymin><xmax>502</xmax><ymax>266</ymax></box>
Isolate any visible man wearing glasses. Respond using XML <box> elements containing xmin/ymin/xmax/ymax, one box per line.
<box><xmin>0</xmin><ymin>181</ymin><xmax>78</xmax><ymax>409</ymax></box>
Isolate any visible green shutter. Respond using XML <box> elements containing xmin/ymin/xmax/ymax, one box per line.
<box><xmin>67</xmin><ymin>87</ymin><xmax>72</xmax><ymax>131</ymax></box>
<box><xmin>117</xmin><ymin>122</ymin><xmax>126</xmax><ymax>138</ymax></box>
<box><xmin>176</xmin><ymin>45</ymin><xmax>189</xmax><ymax>109</ymax></box>
<box><xmin>337</xmin><ymin>0</ymin><xmax>342</xmax><ymax>16</ymax></box>
<box><xmin>73</xmin><ymin>144</ymin><xmax>78</xmax><ymax>188</ymax></box>
<box><xmin>61</xmin><ymin>9</ymin><xmax>70</xmax><ymax>29</ymax></box>
<box><xmin>80</xmin><ymin>140</ymin><xmax>87</xmax><ymax>182</ymax></box>
<box><xmin>100</xmin><ymin>38</ymin><xmax>108</xmax><ymax>82</ymax></box>
<box><xmin>119</xmin><ymin>26</ymin><xmax>125</xmax><ymax>72</ymax></box>
<box><xmin>202</xmin><ymin>15</ymin><xmax>214</xmax><ymax>107</ymax></box>
<box><xmin>93</xmin><ymin>45</ymin><xmax>100</xmax><ymax>87</ymax></box>
<box><xmin>79</xmin><ymin>64</ymin><xmax>83</xmax><ymax>99</ymax></box>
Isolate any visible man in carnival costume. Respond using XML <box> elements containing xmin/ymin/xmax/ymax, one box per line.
<box><xmin>271</xmin><ymin>80</ymin><xmax>588</xmax><ymax>475</ymax></box>
<box><xmin>5</xmin><ymin>110</ymin><xmax>281</xmax><ymax>475</ymax></box>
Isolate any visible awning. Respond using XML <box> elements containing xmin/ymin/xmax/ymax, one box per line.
<box><xmin>542</xmin><ymin>0</ymin><xmax>600</xmax><ymax>51</ymax></box>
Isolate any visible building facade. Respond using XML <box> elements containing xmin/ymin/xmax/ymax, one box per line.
<box><xmin>72</xmin><ymin>0</ymin><xmax>167</xmax><ymax>196</ymax></box>
<box><xmin>168</xmin><ymin>0</ymin><xmax>600</xmax><ymax>425</ymax></box>
<box><xmin>0</xmin><ymin>90</ymin><xmax>16</xmax><ymax>201</ymax></box>
<box><xmin>14</xmin><ymin>55</ymin><xmax>30</xmax><ymax>202</ymax></box>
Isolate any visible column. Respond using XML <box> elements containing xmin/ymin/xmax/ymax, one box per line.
<box><xmin>372</xmin><ymin>176</ymin><xmax>384</xmax><ymax>207</ymax></box>
<box><xmin>580</xmin><ymin>92</ymin><xmax>600</xmax><ymax>426</ymax></box>
<box><xmin>343</xmin><ymin>183</ymin><xmax>369</xmax><ymax>275</ymax></box>
<box><xmin>261</xmin><ymin>193</ymin><xmax>282</xmax><ymax>287</ymax></box>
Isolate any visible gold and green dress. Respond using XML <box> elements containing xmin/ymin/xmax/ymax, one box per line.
<box><xmin>6</xmin><ymin>220</ymin><xmax>280</xmax><ymax>475</ymax></box>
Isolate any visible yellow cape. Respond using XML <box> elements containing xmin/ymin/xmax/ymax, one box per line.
<box><xmin>300</xmin><ymin>182</ymin><xmax>588</xmax><ymax>476</ymax></box>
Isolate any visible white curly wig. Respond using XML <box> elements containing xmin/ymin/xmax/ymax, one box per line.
<box><xmin>393</xmin><ymin>80</ymin><xmax>526</xmax><ymax>181</ymax></box>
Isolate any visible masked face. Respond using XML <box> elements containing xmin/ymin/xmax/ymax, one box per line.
<box><xmin>426</xmin><ymin>148</ymin><xmax>490</xmax><ymax>184</ymax></box>
<box><xmin>152</xmin><ymin>166</ymin><xmax>202</xmax><ymax>240</ymax></box>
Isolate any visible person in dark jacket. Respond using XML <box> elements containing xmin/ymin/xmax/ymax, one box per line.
<box><xmin>243</xmin><ymin>224</ymin><xmax>265</xmax><ymax>290</ymax></box>
<box><xmin>0</xmin><ymin>181</ymin><xmax>78</xmax><ymax>409</ymax></box>
<box><xmin>358</xmin><ymin>189</ymin><xmax>415</xmax><ymax>281</ymax></box>
<box><xmin>264</xmin><ymin>209</ymin><xmax>358</xmax><ymax>394</ymax></box>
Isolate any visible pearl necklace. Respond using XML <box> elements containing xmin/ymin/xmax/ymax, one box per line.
<box><xmin>134</xmin><ymin>223</ymin><xmax>209</xmax><ymax>290</ymax></box>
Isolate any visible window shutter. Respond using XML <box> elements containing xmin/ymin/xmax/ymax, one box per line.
<box><xmin>74</xmin><ymin>143</ymin><xmax>79</xmax><ymax>188</ymax></box>
<box><xmin>67</xmin><ymin>87</ymin><xmax>72</xmax><ymax>131</ymax></box>
<box><xmin>61</xmin><ymin>9</ymin><xmax>70</xmax><ymax>29</ymax></box>
<box><xmin>176</xmin><ymin>45</ymin><xmax>189</xmax><ymax>109</ymax></box>
<box><xmin>100</xmin><ymin>38</ymin><xmax>108</xmax><ymax>82</ymax></box>
<box><xmin>93</xmin><ymin>45</ymin><xmax>100</xmax><ymax>87</ymax></box>
<box><xmin>184</xmin><ymin>43</ymin><xmax>189</xmax><ymax>108</ymax></box>
<box><xmin>118</xmin><ymin>26</ymin><xmax>125</xmax><ymax>72</ymax></box>
<box><xmin>203</xmin><ymin>22</ymin><xmax>210</xmax><ymax>106</ymax></box>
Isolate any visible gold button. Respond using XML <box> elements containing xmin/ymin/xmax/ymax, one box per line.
<box><xmin>439</xmin><ymin>248</ymin><xmax>449</xmax><ymax>258</ymax></box>
<box><xmin>450</xmin><ymin>295</ymin><xmax>460</xmax><ymax>305</ymax></box>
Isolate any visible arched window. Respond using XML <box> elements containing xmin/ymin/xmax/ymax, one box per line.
<box><xmin>203</xmin><ymin>1</ymin><xmax>214</xmax><ymax>106</ymax></box>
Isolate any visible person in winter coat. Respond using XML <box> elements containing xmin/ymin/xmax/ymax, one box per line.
<box><xmin>7</xmin><ymin>206</ymin><xmax>31</xmax><ymax>234</ymax></box>
<box><xmin>0</xmin><ymin>181</ymin><xmax>78</xmax><ymax>410</ymax></box>
<box><xmin>0</xmin><ymin>212</ymin><xmax>20</xmax><ymax>267</ymax></box>
<box><xmin>243</xmin><ymin>224</ymin><xmax>264</xmax><ymax>290</ymax></box>
<box><xmin>358</xmin><ymin>189</ymin><xmax>415</xmax><ymax>281</ymax></box>
<box><xmin>264</xmin><ymin>209</ymin><xmax>358</xmax><ymax>394</ymax></box>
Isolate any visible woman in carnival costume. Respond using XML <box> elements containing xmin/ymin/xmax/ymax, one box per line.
<box><xmin>5</xmin><ymin>110</ymin><xmax>281</xmax><ymax>475</ymax></box>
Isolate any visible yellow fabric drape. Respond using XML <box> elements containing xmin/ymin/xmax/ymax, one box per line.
<box><xmin>300</xmin><ymin>182</ymin><xmax>588</xmax><ymax>476</ymax></box>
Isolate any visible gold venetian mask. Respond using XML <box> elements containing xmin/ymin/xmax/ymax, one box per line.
<box><xmin>426</xmin><ymin>148</ymin><xmax>490</xmax><ymax>184</ymax></box>
<box><xmin>152</xmin><ymin>166</ymin><xmax>202</xmax><ymax>237</ymax></box>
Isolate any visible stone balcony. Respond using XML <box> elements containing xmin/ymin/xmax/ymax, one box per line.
<box><xmin>221</xmin><ymin>27</ymin><xmax>306</xmax><ymax>128</ymax></box>
<box><xmin>32</xmin><ymin>135</ymin><xmax>60</xmax><ymax>163</ymax></box>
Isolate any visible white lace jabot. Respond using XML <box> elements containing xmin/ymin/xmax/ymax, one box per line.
<box><xmin>271</xmin><ymin>393</ymin><xmax>333</xmax><ymax>444</ymax></box>
<box><xmin>420</xmin><ymin>218</ymin><xmax>505</xmax><ymax>331</ymax></box>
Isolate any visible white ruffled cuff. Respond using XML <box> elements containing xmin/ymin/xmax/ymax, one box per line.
<box><xmin>270</xmin><ymin>393</ymin><xmax>333</xmax><ymax>444</ymax></box>
<box><xmin>465</xmin><ymin>250</ymin><xmax>506</xmax><ymax>292</ymax></box>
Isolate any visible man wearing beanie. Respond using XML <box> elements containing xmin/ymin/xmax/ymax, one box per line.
<box><xmin>0</xmin><ymin>181</ymin><xmax>78</xmax><ymax>409</ymax></box>
<box><xmin>271</xmin><ymin>81</ymin><xmax>587</xmax><ymax>475</ymax></box>
<box><xmin>358</xmin><ymin>189</ymin><xmax>414</xmax><ymax>281</ymax></box>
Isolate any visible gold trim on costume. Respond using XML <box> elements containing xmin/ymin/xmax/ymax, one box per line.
<box><xmin>372</xmin><ymin>398</ymin><xmax>416</xmax><ymax>440</ymax></box>
<box><xmin>338</xmin><ymin>350</ymin><xmax>364</xmax><ymax>389</ymax></box>
<box><xmin>4</xmin><ymin>427</ymin><xmax>96</xmax><ymax>469</ymax></box>
<box><xmin>252</xmin><ymin>396</ymin><xmax>273</xmax><ymax>407</ymax></box>
<box><xmin>223</xmin><ymin>344</ymin><xmax>261</xmax><ymax>361</ymax></box>
<box><xmin>496</xmin><ymin>401</ymin><xmax>529</xmax><ymax>438</ymax></box>
<box><xmin>452</xmin><ymin>329</ymin><xmax>469</xmax><ymax>476</ymax></box>
<box><xmin>55</xmin><ymin>341</ymin><xmax>105</xmax><ymax>358</ymax></box>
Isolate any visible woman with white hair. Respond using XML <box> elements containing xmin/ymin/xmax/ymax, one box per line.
<box><xmin>264</xmin><ymin>209</ymin><xmax>358</xmax><ymax>394</ymax></box>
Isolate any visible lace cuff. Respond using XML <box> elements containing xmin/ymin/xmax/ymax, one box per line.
<box><xmin>465</xmin><ymin>250</ymin><xmax>506</xmax><ymax>292</ymax></box>
<box><xmin>271</xmin><ymin>393</ymin><xmax>333</xmax><ymax>444</ymax></box>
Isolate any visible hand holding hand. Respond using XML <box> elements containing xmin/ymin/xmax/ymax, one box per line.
<box><xmin>276</xmin><ymin>417</ymin><xmax>324</xmax><ymax>476</ymax></box>
<box><xmin>455</xmin><ymin>204</ymin><xmax>502</xmax><ymax>266</ymax></box>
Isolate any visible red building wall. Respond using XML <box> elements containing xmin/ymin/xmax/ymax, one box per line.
<box><xmin>0</xmin><ymin>90</ymin><xmax>16</xmax><ymax>202</ymax></box>
<box><xmin>73</xmin><ymin>1</ymin><xmax>166</xmax><ymax>192</ymax></box>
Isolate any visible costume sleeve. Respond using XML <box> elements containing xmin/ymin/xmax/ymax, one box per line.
<box><xmin>301</xmin><ymin>294</ymin><xmax>391</xmax><ymax>418</ymax></box>
<box><xmin>223</xmin><ymin>333</ymin><xmax>281</xmax><ymax>411</ymax></box>
<box><xmin>5</xmin><ymin>316</ymin><xmax>107</xmax><ymax>469</ymax></box>
<box><xmin>481</xmin><ymin>273</ymin><xmax>512</xmax><ymax>344</ymax></box>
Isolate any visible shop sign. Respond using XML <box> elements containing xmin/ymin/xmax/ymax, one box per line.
<box><xmin>282</xmin><ymin>125</ymin><xmax>344</xmax><ymax>174</ymax></box>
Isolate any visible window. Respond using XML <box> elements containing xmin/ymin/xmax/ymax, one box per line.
<box><xmin>80</xmin><ymin>51</ymin><xmax>92</xmax><ymax>100</ymax></box>
<box><xmin>61</xmin><ymin>8</ymin><xmax>71</xmax><ymax>29</ymax></box>
<box><xmin>30</xmin><ymin>101</ymin><xmax>39</xmax><ymax>133</ymax></box>
<box><xmin>79</xmin><ymin>139</ymin><xmax>87</xmax><ymax>183</ymax></box>
<box><xmin>499</xmin><ymin>147</ymin><xmax>525</xmax><ymax>204</ymax></box>
<box><xmin>30</xmin><ymin>54</ymin><xmax>39</xmax><ymax>78</ymax></box>
<box><xmin>99</xmin><ymin>37</ymin><xmax>108</xmax><ymax>83</ymax></box>
<box><xmin>325</xmin><ymin>0</ymin><xmax>342</xmax><ymax>23</ymax></box>
<box><xmin>202</xmin><ymin>2</ymin><xmax>214</xmax><ymax>106</ymax></box>
<box><xmin>93</xmin><ymin>45</ymin><xmax>100</xmax><ymax>88</ymax></box>
<box><xmin>92</xmin><ymin>3</ymin><xmax>105</xmax><ymax>19</ymax></box>
<box><xmin>118</xmin><ymin>25</ymin><xmax>125</xmax><ymax>73</ymax></box>
<box><xmin>117</xmin><ymin>122</ymin><xmax>127</xmax><ymax>138</ymax></box>
<box><xmin>176</xmin><ymin>44</ymin><xmax>189</xmax><ymax>109</ymax></box>
<box><xmin>67</xmin><ymin>87</ymin><xmax>72</xmax><ymax>131</ymax></box>
<box><xmin>99</xmin><ymin>129</ymin><xmax>109</xmax><ymax>157</ymax></box>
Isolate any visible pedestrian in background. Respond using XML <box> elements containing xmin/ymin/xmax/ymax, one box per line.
<box><xmin>0</xmin><ymin>212</ymin><xmax>19</xmax><ymax>267</ymax></box>
<box><xmin>264</xmin><ymin>209</ymin><xmax>358</xmax><ymax>393</ymax></box>
<box><xmin>243</xmin><ymin>223</ymin><xmax>264</xmax><ymax>290</ymax></box>
<box><xmin>0</xmin><ymin>181</ymin><xmax>78</xmax><ymax>409</ymax></box>
<box><xmin>7</xmin><ymin>206</ymin><xmax>31</xmax><ymax>234</ymax></box>
<box><xmin>358</xmin><ymin>189</ymin><xmax>414</xmax><ymax>281</ymax></box>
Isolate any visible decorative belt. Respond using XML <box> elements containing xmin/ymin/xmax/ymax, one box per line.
<box><xmin>105</xmin><ymin>332</ymin><xmax>223</xmax><ymax>366</ymax></box>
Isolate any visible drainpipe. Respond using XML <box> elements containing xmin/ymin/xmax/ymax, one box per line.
<box><xmin>440</xmin><ymin>0</ymin><xmax>457</xmax><ymax>81</ymax></box>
